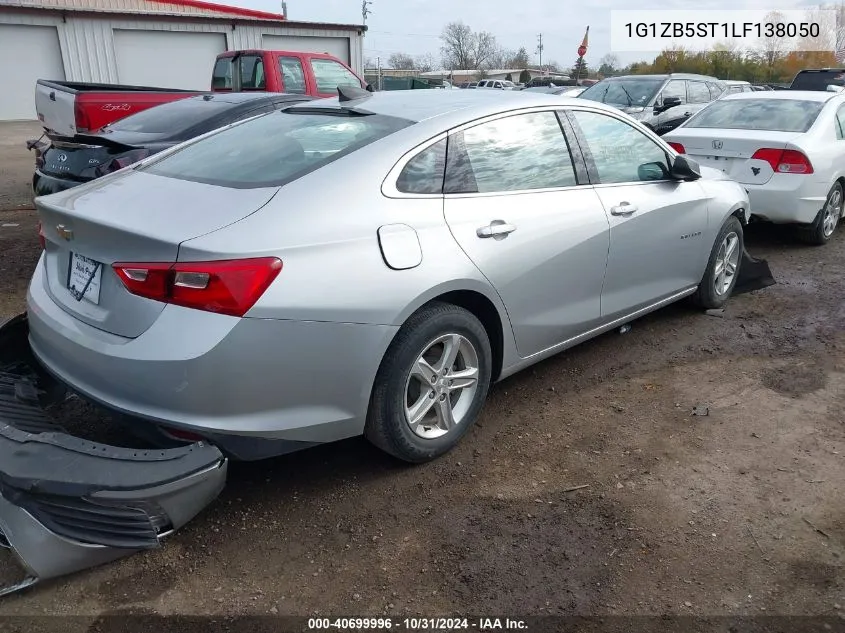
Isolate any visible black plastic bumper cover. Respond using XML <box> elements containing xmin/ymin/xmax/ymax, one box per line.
<box><xmin>0</xmin><ymin>314</ymin><xmax>227</xmax><ymax>597</ymax></box>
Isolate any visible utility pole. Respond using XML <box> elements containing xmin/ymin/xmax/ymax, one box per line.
<box><xmin>536</xmin><ymin>33</ymin><xmax>544</xmax><ymax>74</ymax></box>
<box><xmin>362</xmin><ymin>0</ymin><xmax>372</xmax><ymax>25</ymax></box>
<box><xmin>281</xmin><ymin>1</ymin><xmax>287</xmax><ymax>17</ymax></box>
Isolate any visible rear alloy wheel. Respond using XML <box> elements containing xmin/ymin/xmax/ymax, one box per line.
<box><xmin>692</xmin><ymin>216</ymin><xmax>744</xmax><ymax>309</ymax></box>
<box><xmin>798</xmin><ymin>182</ymin><xmax>843</xmax><ymax>246</ymax></box>
<box><xmin>365</xmin><ymin>302</ymin><xmax>492</xmax><ymax>463</ymax></box>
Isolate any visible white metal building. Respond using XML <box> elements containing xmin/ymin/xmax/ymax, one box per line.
<box><xmin>0</xmin><ymin>0</ymin><xmax>365</xmax><ymax>121</ymax></box>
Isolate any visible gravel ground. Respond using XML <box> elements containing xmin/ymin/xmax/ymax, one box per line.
<box><xmin>0</xmin><ymin>158</ymin><xmax>842</xmax><ymax>626</ymax></box>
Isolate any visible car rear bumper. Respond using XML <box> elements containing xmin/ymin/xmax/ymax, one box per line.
<box><xmin>0</xmin><ymin>314</ymin><xmax>227</xmax><ymax>597</ymax></box>
<box><xmin>745</xmin><ymin>177</ymin><xmax>828</xmax><ymax>225</ymax></box>
<box><xmin>33</xmin><ymin>169</ymin><xmax>87</xmax><ymax>197</ymax></box>
<box><xmin>26</xmin><ymin>255</ymin><xmax>398</xmax><ymax>457</ymax></box>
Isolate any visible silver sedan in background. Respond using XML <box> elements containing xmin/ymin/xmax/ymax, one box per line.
<box><xmin>27</xmin><ymin>89</ymin><xmax>750</xmax><ymax>464</ymax></box>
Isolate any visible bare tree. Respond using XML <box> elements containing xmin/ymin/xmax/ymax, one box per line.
<box><xmin>440</xmin><ymin>21</ymin><xmax>501</xmax><ymax>70</ymax></box>
<box><xmin>802</xmin><ymin>4</ymin><xmax>838</xmax><ymax>52</ymax></box>
<box><xmin>440</xmin><ymin>21</ymin><xmax>476</xmax><ymax>69</ymax></box>
<box><xmin>364</xmin><ymin>56</ymin><xmax>375</xmax><ymax>69</ymax></box>
<box><xmin>475</xmin><ymin>31</ymin><xmax>499</xmax><ymax>69</ymax></box>
<box><xmin>388</xmin><ymin>52</ymin><xmax>416</xmax><ymax>70</ymax></box>
<box><xmin>598</xmin><ymin>53</ymin><xmax>620</xmax><ymax>76</ymax></box>
<box><xmin>754</xmin><ymin>10</ymin><xmax>789</xmax><ymax>78</ymax></box>
<box><xmin>510</xmin><ymin>46</ymin><xmax>530</xmax><ymax>69</ymax></box>
<box><xmin>415</xmin><ymin>53</ymin><xmax>436</xmax><ymax>73</ymax></box>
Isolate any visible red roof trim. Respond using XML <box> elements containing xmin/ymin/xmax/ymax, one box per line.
<box><xmin>146</xmin><ymin>0</ymin><xmax>285</xmax><ymax>20</ymax></box>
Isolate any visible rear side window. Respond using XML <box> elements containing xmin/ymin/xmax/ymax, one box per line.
<box><xmin>707</xmin><ymin>82</ymin><xmax>725</xmax><ymax>99</ymax></box>
<box><xmin>144</xmin><ymin>111</ymin><xmax>413</xmax><ymax>188</ymax></box>
<box><xmin>685</xmin><ymin>98</ymin><xmax>824</xmax><ymax>132</ymax></box>
<box><xmin>396</xmin><ymin>139</ymin><xmax>446</xmax><ymax>194</ymax></box>
<box><xmin>688</xmin><ymin>81</ymin><xmax>711</xmax><ymax>103</ymax></box>
<box><xmin>239</xmin><ymin>55</ymin><xmax>265</xmax><ymax>90</ymax></box>
<box><xmin>279</xmin><ymin>56</ymin><xmax>307</xmax><ymax>94</ymax></box>
<box><xmin>107</xmin><ymin>97</ymin><xmax>224</xmax><ymax>134</ymax></box>
<box><xmin>311</xmin><ymin>59</ymin><xmax>361</xmax><ymax>93</ymax></box>
<box><xmin>212</xmin><ymin>58</ymin><xmax>232</xmax><ymax>90</ymax></box>
<box><xmin>445</xmin><ymin>111</ymin><xmax>577</xmax><ymax>194</ymax></box>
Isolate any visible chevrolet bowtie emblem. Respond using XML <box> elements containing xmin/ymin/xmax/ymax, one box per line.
<box><xmin>56</xmin><ymin>224</ymin><xmax>73</xmax><ymax>241</ymax></box>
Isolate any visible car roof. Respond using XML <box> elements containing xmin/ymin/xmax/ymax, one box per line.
<box><xmin>603</xmin><ymin>73</ymin><xmax>720</xmax><ymax>81</ymax></box>
<box><xmin>718</xmin><ymin>90</ymin><xmax>841</xmax><ymax>103</ymax></box>
<box><xmin>724</xmin><ymin>80</ymin><xmax>750</xmax><ymax>85</ymax></box>
<box><xmin>286</xmin><ymin>89</ymin><xmax>619</xmax><ymax>124</ymax></box>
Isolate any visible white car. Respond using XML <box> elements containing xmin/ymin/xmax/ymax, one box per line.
<box><xmin>664</xmin><ymin>90</ymin><xmax>845</xmax><ymax>244</ymax></box>
<box><xmin>723</xmin><ymin>80</ymin><xmax>753</xmax><ymax>95</ymax></box>
<box><xmin>477</xmin><ymin>79</ymin><xmax>518</xmax><ymax>90</ymax></box>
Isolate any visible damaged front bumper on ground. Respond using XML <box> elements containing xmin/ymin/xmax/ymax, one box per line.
<box><xmin>0</xmin><ymin>314</ymin><xmax>227</xmax><ymax>597</ymax></box>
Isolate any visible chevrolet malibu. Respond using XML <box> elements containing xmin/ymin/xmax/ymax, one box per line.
<box><xmin>26</xmin><ymin>88</ymin><xmax>750</xmax><ymax>464</ymax></box>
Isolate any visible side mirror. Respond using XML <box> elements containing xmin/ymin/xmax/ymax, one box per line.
<box><xmin>638</xmin><ymin>161</ymin><xmax>669</xmax><ymax>181</ymax></box>
<box><xmin>365</xmin><ymin>83</ymin><xmax>375</xmax><ymax>93</ymax></box>
<box><xmin>658</xmin><ymin>96</ymin><xmax>682</xmax><ymax>112</ymax></box>
<box><xmin>670</xmin><ymin>154</ymin><xmax>702</xmax><ymax>181</ymax></box>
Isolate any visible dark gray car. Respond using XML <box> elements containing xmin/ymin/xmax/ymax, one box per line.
<box><xmin>578</xmin><ymin>73</ymin><xmax>727</xmax><ymax>135</ymax></box>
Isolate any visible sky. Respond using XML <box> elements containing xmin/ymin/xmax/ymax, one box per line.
<box><xmin>223</xmin><ymin>0</ymin><xmax>824</xmax><ymax>69</ymax></box>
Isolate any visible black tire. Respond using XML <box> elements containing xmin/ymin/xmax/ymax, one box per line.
<box><xmin>365</xmin><ymin>301</ymin><xmax>492</xmax><ymax>463</ymax></box>
<box><xmin>692</xmin><ymin>215</ymin><xmax>744</xmax><ymax>309</ymax></box>
<box><xmin>796</xmin><ymin>182</ymin><xmax>843</xmax><ymax>246</ymax></box>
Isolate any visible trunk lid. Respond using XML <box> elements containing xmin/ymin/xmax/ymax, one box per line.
<box><xmin>666</xmin><ymin>128</ymin><xmax>802</xmax><ymax>185</ymax></box>
<box><xmin>36</xmin><ymin>171</ymin><xmax>279</xmax><ymax>338</ymax></box>
<box><xmin>35</xmin><ymin>81</ymin><xmax>78</xmax><ymax>137</ymax></box>
<box><xmin>40</xmin><ymin>135</ymin><xmax>141</xmax><ymax>182</ymax></box>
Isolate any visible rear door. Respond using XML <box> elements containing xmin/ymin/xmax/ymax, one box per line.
<box><xmin>566</xmin><ymin>108</ymin><xmax>709</xmax><ymax>320</ymax></box>
<box><xmin>443</xmin><ymin>109</ymin><xmax>610</xmax><ymax>357</ymax></box>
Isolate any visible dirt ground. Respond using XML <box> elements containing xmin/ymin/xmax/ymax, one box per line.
<box><xmin>0</xmin><ymin>147</ymin><xmax>842</xmax><ymax>626</ymax></box>
<box><xmin>0</xmin><ymin>122</ymin><xmax>42</xmax><ymax>213</ymax></box>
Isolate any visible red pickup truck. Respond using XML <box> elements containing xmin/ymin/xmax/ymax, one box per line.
<box><xmin>35</xmin><ymin>50</ymin><xmax>368</xmax><ymax>137</ymax></box>
<box><xmin>211</xmin><ymin>50</ymin><xmax>369</xmax><ymax>97</ymax></box>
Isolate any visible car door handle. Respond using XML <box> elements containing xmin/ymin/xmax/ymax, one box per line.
<box><xmin>476</xmin><ymin>221</ymin><xmax>517</xmax><ymax>238</ymax></box>
<box><xmin>610</xmin><ymin>202</ymin><xmax>638</xmax><ymax>216</ymax></box>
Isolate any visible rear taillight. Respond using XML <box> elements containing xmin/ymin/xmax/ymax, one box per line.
<box><xmin>112</xmin><ymin>257</ymin><xmax>282</xmax><ymax>317</ymax></box>
<box><xmin>73</xmin><ymin>101</ymin><xmax>90</xmax><ymax>133</ymax></box>
<box><xmin>751</xmin><ymin>148</ymin><xmax>814</xmax><ymax>174</ymax></box>
<box><xmin>667</xmin><ymin>142</ymin><xmax>685</xmax><ymax>154</ymax></box>
<box><xmin>37</xmin><ymin>221</ymin><xmax>46</xmax><ymax>250</ymax></box>
<box><xmin>95</xmin><ymin>149</ymin><xmax>151</xmax><ymax>177</ymax></box>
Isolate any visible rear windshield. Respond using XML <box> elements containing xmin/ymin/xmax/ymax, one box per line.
<box><xmin>579</xmin><ymin>78</ymin><xmax>664</xmax><ymax>106</ymax></box>
<box><xmin>791</xmin><ymin>70</ymin><xmax>845</xmax><ymax>91</ymax></box>
<box><xmin>685</xmin><ymin>98</ymin><xmax>824</xmax><ymax>132</ymax></box>
<box><xmin>107</xmin><ymin>97</ymin><xmax>224</xmax><ymax>134</ymax></box>
<box><xmin>143</xmin><ymin>109</ymin><xmax>413</xmax><ymax>188</ymax></box>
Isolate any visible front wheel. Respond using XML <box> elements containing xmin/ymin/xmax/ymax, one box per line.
<box><xmin>365</xmin><ymin>302</ymin><xmax>492</xmax><ymax>463</ymax></box>
<box><xmin>692</xmin><ymin>216</ymin><xmax>744</xmax><ymax>309</ymax></box>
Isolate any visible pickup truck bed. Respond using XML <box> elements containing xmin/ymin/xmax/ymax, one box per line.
<box><xmin>35</xmin><ymin>79</ymin><xmax>201</xmax><ymax>137</ymax></box>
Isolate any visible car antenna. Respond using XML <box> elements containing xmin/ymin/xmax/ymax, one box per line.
<box><xmin>338</xmin><ymin>85</ymin><xmax>371</xmax><ymax>102</ymax></box>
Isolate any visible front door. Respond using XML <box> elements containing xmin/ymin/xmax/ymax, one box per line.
<box><xmin>443</xmin><ymin>110</ymin><xmax>610</xmax><ymax>358</ymax></box>
<box><xmin>566</xmin><ymin>109</ymin><xmax>710</xmax><ymax>321</ymax></box>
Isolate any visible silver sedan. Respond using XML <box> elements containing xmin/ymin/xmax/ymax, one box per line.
<box><xmin>27</xmin><ymin>89</ymin><xmax>750</xmax><ymax>463</ymax></box>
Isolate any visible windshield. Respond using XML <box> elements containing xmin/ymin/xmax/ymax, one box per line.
<box><xmin>579</xmin><ymin>78</ymin><xmax>664</xmax><ymax>106</ymax></box>
<box><xmin>502</xmin><ymin>81</ymin><xmax>515</xmax><ymax>87</ymax></box>
<box><xmin>106</xmin><ymin>97</ymin><xmax>225</xmax><ymax>134</ymax></box>
<box><xmin>143</xmin><ymin>109</ymin><xmax>413</xmax><ymax>188</ymax></box>
<box><xmin>684</xmin><ymin>98</ymin><xmax>823</xmax><ymax>132</ymax></box>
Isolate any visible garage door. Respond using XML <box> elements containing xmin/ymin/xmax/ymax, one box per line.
<box><xmin>0</xmin><ymin>25</ymin><xmax>65</xmax><ymax>121</ymax></box>
<box><xmin>262</xmin><ymin>35</ymin><xmax>350</xmax><ymax>64</ymax></box>
<box><xmin>114</xmin><ymin>30</ymin><xmax>226</xmax><ymax>90</ymax></box>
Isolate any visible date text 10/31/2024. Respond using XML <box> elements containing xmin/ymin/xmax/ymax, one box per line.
<box><xmin>307</xmin><ymin>618</ymin><xmax>528</xmax><ymax>630</ymax></box>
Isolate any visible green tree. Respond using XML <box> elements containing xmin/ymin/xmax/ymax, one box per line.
<box><xmin>519</xmin><ymin>68</ymin><xmax>531</xmax><ymax>83</ymax></box>
<box><xmin>571</xmin><ymin>57</ymin><xmax>589</xmax><ymax>79</ymax></box>
<box><xmin>505</xmin><ymin>72</ymin><xmax>513</xmax><ymax>81</ymax></box>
